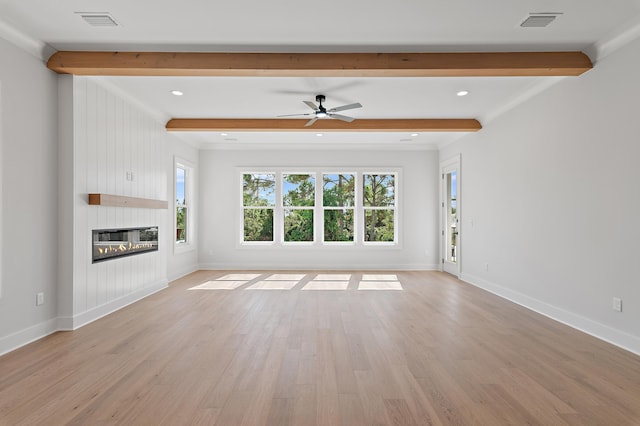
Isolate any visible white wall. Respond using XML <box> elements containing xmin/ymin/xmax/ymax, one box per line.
<box><xmin>61</xmin><ymin>77</ymin><xmax>171</xmax><ymax>328</ymax></box>
<box><xmin>0</xmin><ymin>36</ymin><xmax>59</xmax><ymax>354</ymax></box>
<box><xmin>199</xmin><ymin>148</ymin><xmax>439</xmax><ymax>270</ymax></box>
<box><xmin>440</xmin><ymin>36</ymin><xmax>640</xmax><ymax>354</ymax></box>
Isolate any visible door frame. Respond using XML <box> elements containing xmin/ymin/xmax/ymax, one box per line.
<box><xmin>440</xmin><ymin>154</ymin><xmax>461</xmax><ymax>277</ymax></box>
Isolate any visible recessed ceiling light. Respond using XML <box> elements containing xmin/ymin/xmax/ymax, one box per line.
<box><xmin>457</xmin><ymin>90</ymin><xmax>469</xmax><ymax>97</ymax></box>
<box><xmin>411</xmin><ymin>133</ymin><xmax>419</xmax><ymax>137</ymax></box>
<box><xmin>171</xmin><ymin>90</ymin><xmax>183</xmax><ymax>96</ymax></box>
<box><xmin>220</xmin><ymin>133</ymin><xmax>228</xmax><ymax>136</ymax></box>
<box><xmin>316</xmin><ymin>133</ymin><xmax>323</xmax><ymax>137</ymax></box>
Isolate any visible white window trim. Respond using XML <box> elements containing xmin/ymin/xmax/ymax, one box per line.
<box><xmin>362</xmin><ymin>171</ymin><xmax>399</xmax><ymax>246</ymax></box>
<box><xmin>282</xmin><ymin>171</ymin><xmax>316</xmax><ymax>245</ymax></box>
<box><xmin>174</xmin><ymin>157</ymin><xmax>196</xmax><ymax>255</ymax></box>
<box><xmin>322</xmin><ymin>172</ymin><xmax>357</xmax><ymax>245</ymax></box>
<box><xmin>240</xmin><ymin>171</ymin><xmax>277</xmax><ymax>244</ymax></box>
<box><xmin>238</xmin><ymin>167</ymin><xmax>401</xmax><ymax>249</ymax></box>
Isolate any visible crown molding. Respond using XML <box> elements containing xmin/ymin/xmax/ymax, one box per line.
<box><xmin>0</xmin><ymin>19</ymin><xmax>55</xmax><ymax>62</ymax></box>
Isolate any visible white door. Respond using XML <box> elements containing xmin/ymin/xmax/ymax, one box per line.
<box><xmin>440</xmin><ymin>156</ymin><xmax>460</xmax><ymax>277</ymax></box>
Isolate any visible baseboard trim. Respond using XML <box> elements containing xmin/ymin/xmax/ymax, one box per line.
<box><xmin>0</xmin><ymin>280</ymin><xmax>169</xmax><ymax>357</ymax></box>
<box><xmin>0</xmin><ymin>318</ymin><xmax>59</xmax><ymax>357</ymax></box>
<box><xmin>460</xmin><ymin>272</ymin><xmax>640</xmax><ymax>357</ymax></box>
<box><xmin>198</xmin><ymin>263</ymin><xmax>440</xmax><ymax>271</ymax></box>
<box><xmin>168</xmin><ymin>265</ymin><xmax>200</xmax><ymax>283</ymax></box>
<box><xmin>70</xmin><ymin>280</ymin><xmax>168</xmax><ymax>330</ymax></box>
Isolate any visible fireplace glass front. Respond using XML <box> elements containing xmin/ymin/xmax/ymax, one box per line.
<box><xmin>92</xmin><ymin>226</ymin><xmax>158</xmax><ymax>263</ymax></box>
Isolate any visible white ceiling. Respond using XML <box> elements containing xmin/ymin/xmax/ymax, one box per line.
<box><xmin>2</xmin><ymin>0</ymin><xmax>640</xmax><ymax>149</ymax></box>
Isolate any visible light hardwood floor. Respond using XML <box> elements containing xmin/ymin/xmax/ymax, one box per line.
<box><xmin>1</xmin><ymin>271</ymin><xmax>639</xmax><ymax>425</ymax></box>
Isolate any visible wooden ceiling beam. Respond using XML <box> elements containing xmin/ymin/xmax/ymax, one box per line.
<box><xmin>165</xmin><ymin>118</ymin><xmax>482</xmax><ymax>132</ymax></box>
<box><xmin>47</xmin><ymin>51</ymin><xmax>592</xmax><ymax>77</ymax></box>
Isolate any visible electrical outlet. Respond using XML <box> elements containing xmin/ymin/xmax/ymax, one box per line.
<box><xmin>484</xmin><ymin>263</ymin><xmax>489</xmax><ymax>271</ymax></box>
<box><xmin>36</xmin><ymin>292</ymin><xmax>44</xmax><ymax>306</ymax></box>
<box><xmin>612</xmin><ymin>297</ymin><xmax>622</xmax><ymax>312</ymax></box>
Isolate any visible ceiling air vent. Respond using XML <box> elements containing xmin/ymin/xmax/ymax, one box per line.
<box><xmin>79</xmin><ymin>13</ymin><xmax>119</xmax><ymax>27</ymax></box>
<box><xmin>520</xmin><ymin>14</ymin><xmax>560</xmax><ymax>28</ymax></box>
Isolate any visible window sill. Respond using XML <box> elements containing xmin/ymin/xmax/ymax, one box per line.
<box><xmin>174</xmin><ymin>243</ymin><xmax>195</xmax><ymax>255</ymax></box>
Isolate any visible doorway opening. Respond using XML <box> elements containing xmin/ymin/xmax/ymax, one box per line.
<box><xmin>440</xmin><ymin>155</ymin><xmax>460</xmax><ymax>277</ymax></box>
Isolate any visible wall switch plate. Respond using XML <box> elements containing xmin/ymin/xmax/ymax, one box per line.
<box><xmin>36</xmin><ymin>292</ymin><xmax>44</xmax><ymax>306</ymax></box>
<box><xmin>612</xmin><ymin>297</ymin><xmax>622</xmax><ymax>312</ymax></box>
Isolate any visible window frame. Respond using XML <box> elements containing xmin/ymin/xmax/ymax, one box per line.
<box><xmin>174</xmin><ymin>157</ymin><xmax>195</xmax><ymax>254</ymax></box>
<box><xmin>282</xmin><ymin>172</ymin><xmax>316</xmax><ymax>244</ymax></box>
<box><xmin>239</xmin><ymin>167</ymin><xmax>401</xmax><ymax>248</ymax></box>
<box><xmin>322</xmin><ymin>172</ymin><xmax>357</xmax><ymax>245</ymax></box>
<box><xmin>362</xmin><ymin>172</ymin><xmax>398</xmax><ymax>245</ymax></box>
<box><xmin>241</xmin><ymin>171</ymin><xmax>277</xmax><ymax>244</ymax></box>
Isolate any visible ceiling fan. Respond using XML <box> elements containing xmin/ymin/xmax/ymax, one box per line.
<box><xmin>278</xmin><ymin>94</ymin><xmax>362</xmax><ymax>127</ymax></box>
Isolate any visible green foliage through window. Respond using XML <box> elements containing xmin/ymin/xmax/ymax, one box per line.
<box><xmin>176</xmin><ymin>165</ymin><xmax>188</xmax><ymax>244</ymax></box>
<box><xmin>323</xmin><ymin>174</ymin><xmax>355</xmax><ymax>242</ymax></box>
<box><xmin>243</xmin><ymin>173</ymin><xmax>276</xmax><ymax>242</ymax></box>
<box><xmin>284</xmin><ymin>210</ymin><xmax>314</xmax><ymax>242</ymax></box>
<box><xmin>244</xmin><ymin>208</ymin><xmax>274</xmax><ymax>241</ymax></box>
<box><xmin>363</xmin><ymin>174</ymin><xmax>395</xmax><ymax>242</ymax></box>
<box><xmin>240</xmin><ymin>171</ymin><xmax>397</xmax><ymax>244</ymax></box>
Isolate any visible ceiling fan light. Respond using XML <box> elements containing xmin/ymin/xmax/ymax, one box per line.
<box><xmin>316</xmin><ymin>112</ymin><xmax>328</xmax><ymax>118</ymax></box>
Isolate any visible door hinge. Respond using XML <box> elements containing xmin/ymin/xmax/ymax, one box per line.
<box><xmin>442</xmin><ymin>258</ymin><xmax>444</xmax><ymax>264</ymax></box>
<box><xmin>441</xmin><ymin>230</ymin><xmax>444</xmax><ymax>236</ymax></box>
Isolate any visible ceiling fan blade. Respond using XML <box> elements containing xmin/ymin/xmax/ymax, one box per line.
<box><xmin>328</xmin><ymin>102</ymin><xmax>362</xmax><ymax>113</ymax></box>
<box><xmin>303</xmin><ymin>101</ymin><xmax>318</xmax><ymax>111</ymax></box>
<box><xmin>304</xmin><ymin>117</ymin><xmax>318</xmax><ymax>127</ymax></box>
<box><xmin>329</xmin><ymin>113</ymin><xmax>355</xmax><ymax>123</ymax></box>
<box><xmin>277</xmin><ymin>113</ymin><xmax>312</xmax><ymax>117</ymax></box>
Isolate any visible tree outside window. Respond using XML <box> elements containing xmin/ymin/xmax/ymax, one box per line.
<box><xmin>283</xmin><ymin>174</ymin><xmax>315</xmax><ymax>242</ymax></box>
<box><xmin>363</xmin><ymin>174</ymin><xmax>395</xmax><ymax>242</ymax></box>
<box><xmin>176</xmin><ymin>166</ymin><xmax>187</xmax><ymax>244</ymax></box>
<box><xmin>323</xmin><ymin>174</ymin><xmax>355</xmax><ymax>242</ymax></box>
<box><xmin>240</xmin><ymin>170</ymin><xmax>398</xmax><ymax>245</ymax></box>
<box><xmin>243</xmin><ymin>173</ymin><xmax>276</xmax><ymax>242</ymax></box>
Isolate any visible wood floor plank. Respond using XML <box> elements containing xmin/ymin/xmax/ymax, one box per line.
<box><xmin>1</xmin><ymin>270</ymin><xmax>639</xmax><ymax>425</ymax></box>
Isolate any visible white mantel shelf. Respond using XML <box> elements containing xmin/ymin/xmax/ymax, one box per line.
<box><xmin>88</xmin><ymin>193</ymin><xmax>168</xmax><ymax>209</ymax></box>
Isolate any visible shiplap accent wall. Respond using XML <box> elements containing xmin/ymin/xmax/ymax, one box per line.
<box><xmin>61</xmin><ymin>76</ymin><xmax>168</xmax><ymax>329</ymax></box>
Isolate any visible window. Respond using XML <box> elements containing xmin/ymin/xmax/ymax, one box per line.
<box><xmin>363</xmin><ymin>174</ymin><xmax>396</xmax><ymax>243</ymax></box>
<box><xmin>243</xmin><ymin>173</ymin><xmax>276</xmax><ymax>242</ymax></box>
<box><xmin>176</xmin><ymin>165</ymin><xmax>188</xmax><ymax>244</ymax></box>
<box><xmin>283</xmin><ymin>173</ymin><xmax>315</xmax><ymax>242</ymax></box>
<box><xmin>323</xmin><ymin>173</ymin><xmax>355</xmax><ymax>242</ymax></box>
<box><xmin>240</xmin><ymin>169</ymin><xmax>398</xmax><ymax>246</ymax></box>
<box><xmin>175</xmin><ymin>159</ymin><xmax>195</xmax><ymax>251</ymax></box>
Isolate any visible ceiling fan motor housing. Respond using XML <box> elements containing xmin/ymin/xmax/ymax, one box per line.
<box><xmin>315</xmin><ymin>94</ymin><xmax>327</xmax><ymax>115</ymax></box>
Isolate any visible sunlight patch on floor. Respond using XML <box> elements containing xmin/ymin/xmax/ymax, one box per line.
<box><xmin>358</xmin><ymin>281</ymin><xmax>403</xmax><ymax>290</ymax></box>
<box><xmin>358</xmin><ymin>273</ymin><xmax>403</xmax><ymax>290</ymax></box>
<box><xmin>246</xmin><ymin>280</ymin><xmax>300</xmax><ymax>290</ymax></box>
<box><xmin>302</xmin><ymin>281</ymin><xmax>350</xmax><ymax>291</ymax></box>
<box><xmin>362</xmin><ymin>274</ymin><xmax>398</xmax><ymax>281</ymax></box>
<box><xmin>188</xmin><ymin>273</ymin><xmax>262</xmax><ymax>290</ymax></box>
<box><xmin>217</xmin><ymin>273</ymin><xmax>262</xmax><ymax>281</ymax></box>
<box><xmin>264</xmin><ymin>273</ymin><xmax>307</xmax><ymax>281</ymax></box>
<box><xmin>189</xmin><ymin>280</ymin><xmax>248</xmax><ymax>290</ymax></box>
<box><xmin>314</xmin><ymin>274</ymin><xmax>352</xmax><ymax>281</ymax></box>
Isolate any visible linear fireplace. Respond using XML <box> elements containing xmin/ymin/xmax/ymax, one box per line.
<box><xmin>92</xmin><ymin>226</ymin><xmax>158</xmax><ymax>263</ymax></box>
